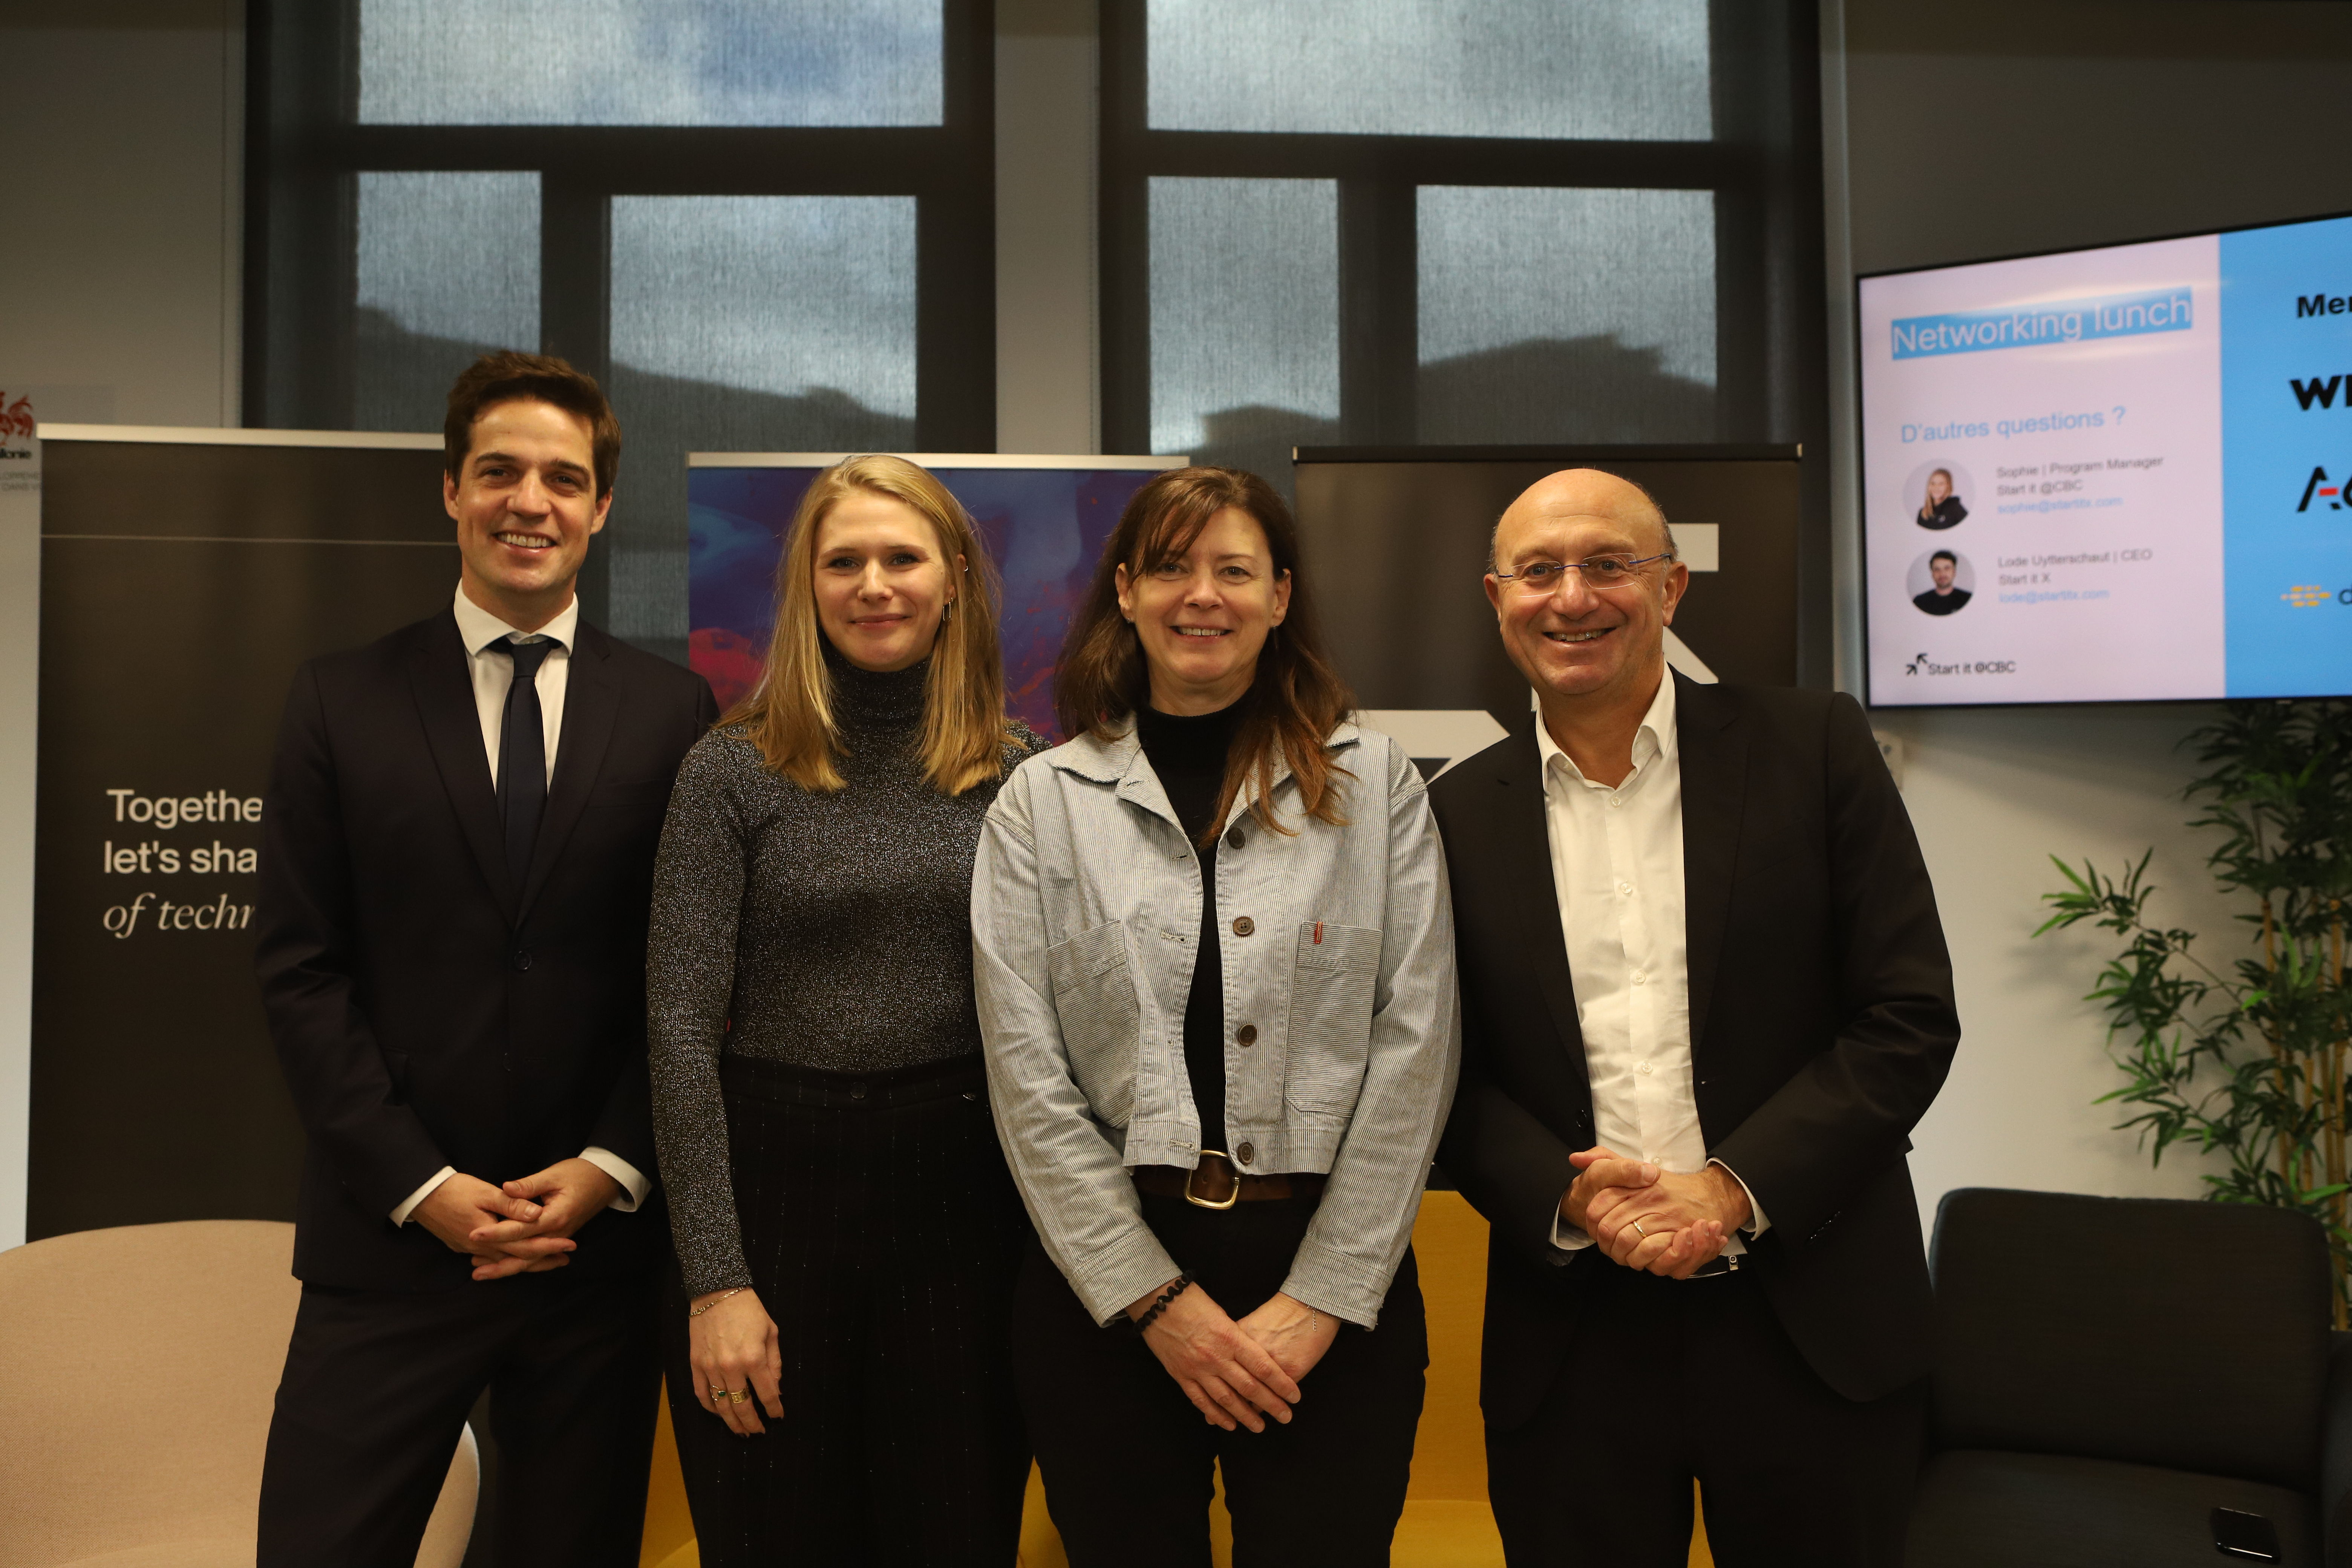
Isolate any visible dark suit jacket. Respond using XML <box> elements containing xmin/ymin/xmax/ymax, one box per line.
<box><xmin>1431</xmin><ymin>674</ymin><xmax>1959</xmax><ymax>1426</ymax></box>
<box><xmin>256</xmin><ymin>608</ymin><xmax>717</xmax><ymax>1290</ymax></box>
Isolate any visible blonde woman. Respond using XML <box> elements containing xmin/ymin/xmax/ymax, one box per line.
<box><xmin>648</xmin><ymin>456</ymin><xmax>1043</xmax><ymax>1566</ymax></box>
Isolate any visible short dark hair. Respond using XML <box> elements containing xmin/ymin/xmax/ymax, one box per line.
<box><xmin>443</xmin><ymin>351</ymin><xmax>621</xmax><ymax>497</ymax></box>
<box><xmin>1931</xmin><ymin>550</ymin><xmax>1958</xmax><ymax>567</ymax></box>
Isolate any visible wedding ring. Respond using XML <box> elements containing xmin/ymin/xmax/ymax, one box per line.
<box><xmin>1633</xmin><ymin>1219</ymin><xmax>1651</xmax><ymax>1238</ymax></box>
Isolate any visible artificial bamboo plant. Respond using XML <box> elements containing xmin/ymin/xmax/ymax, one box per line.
<box><xmin>2037</xmin><ymin>699</ymin><xmax>2352</xmax><ymax>1323</ymax></box>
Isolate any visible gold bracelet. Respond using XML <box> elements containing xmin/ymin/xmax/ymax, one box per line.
<box><xmin>689</xmin><ymin>1286</ymin><xmax>747</xmax><ymax>1319</ymax></box>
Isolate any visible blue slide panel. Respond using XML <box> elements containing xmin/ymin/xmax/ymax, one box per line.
<box><xmin>2220</xmin><ymin>216</ymin><xmax>2352</xmax><ymax>697</ymax></box>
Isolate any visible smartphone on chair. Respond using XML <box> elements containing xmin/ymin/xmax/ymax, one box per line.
<box><xmin>2211</xmin><ymin>1507</ymin><xmax>2280</xmax><ymax>1562</ymax></box>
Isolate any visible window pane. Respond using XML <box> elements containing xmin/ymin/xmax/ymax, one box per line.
<box><xmin>1417</xmin><ymin>186</ymin><xmax>1716</xmax><ymax>444</ymax></box>
<box><xmin>359</xmin><ymin>0</ymin><xmax>942</xmax><ymax>126</ymax></box>
<box><xmin>1150</xmin><ymin>177</ymin><xmax>1338</xmax><ymax>488</ymax></box>
<box><xmin>354</xmin><ymin>172</ymin><xmax>540</xmax><ymax>432</ymax></box>
<box><xmin>606</xmin><ymin>195</ymin><xmax>918</xmax><ymax>658</ymax></box>
<box><xmin>1147</xmin><ymin>0</ymin><xmax>1710</xmax><ymax>141</ymax></box>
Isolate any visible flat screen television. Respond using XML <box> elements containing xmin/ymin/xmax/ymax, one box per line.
<box><xmin>1858</xmin><ymin>210</ymin><xmax>2352</xmax><ymax>706</ymax></box>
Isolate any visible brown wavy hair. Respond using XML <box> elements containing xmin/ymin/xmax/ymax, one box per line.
<box><xmin>726</xmin><ymin>455</ymin><xmax>1012</xmax><ymax>795</ymax></box>
<box><xmin>1055</xmin><ymin>467</ymin><xmax>1352</xmax><ymax>843</ymax></box>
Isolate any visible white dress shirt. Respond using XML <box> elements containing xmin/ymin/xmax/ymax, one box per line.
<box><xmin>1539</xmin><ymin>672</ymin><xmax>1766</xmax><ymax>1255</ymax></box>
<box><xmin>453</xmin><ymin>583</ymin><xmax>574</xmax><ymax>791</ymax></box>
<box><xmin>388</xmin><ymin>587</ymin><xmax>649</xmax><ymax>1227</ymax></box>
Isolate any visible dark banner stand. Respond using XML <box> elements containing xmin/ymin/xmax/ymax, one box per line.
<box><xmin>1294</xmin><ymin>444</ymin><xmax>1805</xmax><ymax>743</ymax></box>
<box><xmin>30</xmin><ymin>429</ymin><xmax>454</xmax><ymax>1240</ymax></box>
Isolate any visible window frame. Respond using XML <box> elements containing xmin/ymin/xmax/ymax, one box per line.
<box><xmin>1097</xmin><ymin>0</ymin><xmax>1832</xmax><ymax>684</ymax></box>
<box><xmin>240</xmin><ymin>1</ymin><xmax>997</xmax><ymax>451</ymax></box>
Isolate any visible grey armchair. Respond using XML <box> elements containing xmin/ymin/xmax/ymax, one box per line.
<box><xmin>1907</xmin><ymin>1187</ymin><xmax>2352</xmax><ymax>1567</ymax></box>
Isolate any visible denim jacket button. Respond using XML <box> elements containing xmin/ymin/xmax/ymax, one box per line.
<box><xmin>1236</xmin><ymin>1141</ymin><xmax>1255</xmax><ymax>1164</ymax></box>
<box><xmin>1236</xmin><ymin>1024</ymin><xmax>1258</xmax><ymax>1046</ymax></box>
<box><xmin>1231</xmin><ymin>916</ymin><xmax>1255</xmax><ymax>937</ymax></box>
<box><xmin>1226</xmin><ymin>827</ymin><xmax>1246</xmax><ymax>850</ymax></box>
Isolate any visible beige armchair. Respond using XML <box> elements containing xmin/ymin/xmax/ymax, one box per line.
<box><xmin>0</xmin><ymin>1219</ymin><xmax>475</xmax><ymax>1568</ymax></box>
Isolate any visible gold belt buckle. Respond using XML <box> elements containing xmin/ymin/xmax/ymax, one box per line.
<box><xmin>1185</xmin><ymin>1151</ymin><xmax>1241</xmax><ymax>1210</ymax></box>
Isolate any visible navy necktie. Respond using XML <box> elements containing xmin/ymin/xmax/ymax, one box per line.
<box><xmin>492</xmin><ymin>637</ymin><xmax>556</xmax><ymax>888</ymax></box>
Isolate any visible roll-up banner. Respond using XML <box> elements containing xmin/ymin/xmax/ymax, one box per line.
<box><xmin>0</xmin><ymin>391</ymin><xmax>38</xmax><ymax>1250</ymax></box>
<box><xmin>27</xmin><ymin>428</ymin><xmax>453</xmax><ymax>1242</ymax></box>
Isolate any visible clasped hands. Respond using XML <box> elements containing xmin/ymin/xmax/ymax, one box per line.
<box><xmin>1129</xmin><ymin>1279</ymin><xmax>1337</xmax><ymax>1435</ymax></box>
<box><xmin>412</xmin><ymin>1157</ymin><xmax>622</xmax><ymax>1282</ymax></box>
<box><xmin>1562</xmin><ymin>1145</ymin><xmax>1751</xmax><ymax>1280</ymax></box>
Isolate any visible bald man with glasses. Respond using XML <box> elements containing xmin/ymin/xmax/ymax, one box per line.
<box><xmin>1429</xmin><ymin>469</ymin><xmax>1959</xmax><ymax>1566</ymax></box>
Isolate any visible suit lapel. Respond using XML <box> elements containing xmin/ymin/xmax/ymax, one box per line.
<box><xmin>518</xmin><ymin>623</ymin><xmax>618</xmax><ymax>922</ymax></box>
<box><xmin>1492</xmin><ymin>727</ymin><xmax>1590</xmax><ymax>1092</ymax></box>
<box><xmin>1675</xmin><ymin>673</ymin><xmax>1747</xmax><ymax>1063</ymax></box>
<box><xmin>407</xmin><ymin>612</ymin><xmax>517</xmax><ymax>924</ymax></box>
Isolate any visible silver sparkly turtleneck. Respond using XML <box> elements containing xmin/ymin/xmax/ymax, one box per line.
<box><xmin>647</xmin><ymin>650</ymin><xmax>1043</xmax><ymax>1296</ymax></box>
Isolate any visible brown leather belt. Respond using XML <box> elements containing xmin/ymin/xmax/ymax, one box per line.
<box><xmin>1132</xmin><ymin>1154</ymin><xmax>1326</xmax><ymax>1210</ymax></box>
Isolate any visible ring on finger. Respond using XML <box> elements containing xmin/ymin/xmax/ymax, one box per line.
<box><xmin>1633</xmin><ymin>1218</ymin><xmax>1651</xmax><ymax>1238</ymax></box>
<box><xmin>725</xmin><ymin>1388</ymin><xmax>749</xmax><ymax>1404</ymax></box>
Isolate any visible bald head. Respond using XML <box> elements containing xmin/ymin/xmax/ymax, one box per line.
<box><xmin>1491</xmin><ymin>469</ymin><xmax>1674</xmax><ymax>571</ymax></box>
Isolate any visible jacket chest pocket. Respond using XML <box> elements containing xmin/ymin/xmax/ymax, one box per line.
<box><xmin>1046</xmin><ymin>920</ymin><xmax>1141</xmax><ymax>1128</ymax></box>
<box><xmin>1284</xmin><ymin>922</ymin><xmax>1382</xmax><ymax>1118</ymax></box>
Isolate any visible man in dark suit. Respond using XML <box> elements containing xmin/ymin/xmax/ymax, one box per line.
<box><xmin>254</xmin><ymin>352</ymin><xmax>717</xmax><ymax>1567</ymax></box>
<box><xmin>1430</xmin><ymin>469</ymin><xmax>1958</xmax><ymax>1566</ymax></box>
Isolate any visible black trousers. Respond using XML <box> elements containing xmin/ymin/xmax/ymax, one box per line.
<box><xmin>662</xmin><ymin>1054</ymin><xmax>1031</xmax><ymax>1568</ymax></box>
<box><xmin>257</xmin><ymin>1266</ymin><xmax>661</xmax><ymax>1568</ymax></box>
<box><xmin>1486</xmin><ymin>1262</ymin><xmax>1924</xmax><ymax>1568</ymax></box>
<box><xmin>1015</xmin><ymin>1191</ymin><xmax>1429</xmax><ymax>1568</ymax></box>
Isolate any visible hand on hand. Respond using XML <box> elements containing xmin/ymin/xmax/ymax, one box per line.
<box><xmin>1236</xmin><ymin>1291</ymin><xmax>1342</xmax><ymax>1385</ymax></box>
<box><xmin>460</xmin><ymin>1158</ymin><xmax>622</xmax><ymax>1282</ymax></box>
<box><xmin>1565</xmin><ymin>1146</ymin><xmax>1745</xmax><ymax>1280</ymax></box>
<box><xmin>413</xmin><ymin>1174</ymin><xmax>564</xmax><ymax>1279</ymax></box>
<box><xmin>1131</xmin><ymin>1278</ymin><xmax>1303</xmax><ymax>1433</ymax></box>
<box><xmin>688</xmin><ymin>1289</ymin><xmax>784</xmax><ymax>1437</ymax></box>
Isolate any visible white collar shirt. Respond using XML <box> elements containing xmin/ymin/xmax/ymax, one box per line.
<box><xmin>387</xmin><ymin>586</ymin><xmax>646</xmax><ymax>1227</ymax></box>
<box><xmin>451</xmin><ymin>585</ymin><xmax>577</xmax><ymax>789</ymax></box>
<box><xmin>1537</xmin><ymin>672</ymin><xmax>1764</xmax><ymax>1254</ymax></box>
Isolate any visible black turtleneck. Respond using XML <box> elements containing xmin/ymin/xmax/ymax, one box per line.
<box><xmin>1135</xmin><ymin>700</ymin><xmax>1246</xmax><ymax>1159</ymax></box>
<box><xmin>646</xmin><ymin>634</ymin><xmax>1044</xmax><ymax>1295</ymax></box>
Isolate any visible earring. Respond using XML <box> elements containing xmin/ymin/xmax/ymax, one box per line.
<box><xmin>941</xmin><ymin>597</ymin><xmax>956</xmax><ymax>626</ymax></box>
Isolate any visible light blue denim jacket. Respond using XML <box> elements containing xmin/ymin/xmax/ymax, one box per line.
<box><xmin>972</xmin><ymin>718</ymin><xmax>1459</xmax><ymax>1328</ymax></box>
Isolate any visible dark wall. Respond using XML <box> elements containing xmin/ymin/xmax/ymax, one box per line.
<box><xmin>1845</xmin><ymin>0</ymin><xmax>2352</xmax><ymax>277</ymax></box>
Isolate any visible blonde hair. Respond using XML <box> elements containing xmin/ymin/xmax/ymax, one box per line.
<box><xmin>724</xmin><ymin>455</ymin><xmax>1011</xmax><ymax>795</ymax></box>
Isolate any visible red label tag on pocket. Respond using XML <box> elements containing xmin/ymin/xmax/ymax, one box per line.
<box><xmin>1313</xmin><ymin>922</ymin><xmax>1324</xmax><ymax>944</ymax></box>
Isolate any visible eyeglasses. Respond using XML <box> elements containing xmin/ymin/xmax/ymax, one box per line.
<box><xmin>1491</xmin><ymin>552</ymin><xmax>1675</xmax><ymax>594</ymax></box>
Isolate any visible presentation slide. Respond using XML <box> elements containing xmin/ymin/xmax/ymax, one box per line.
<box><xmin>1859</xmin><ymin>212</ymin><xmax>2352</xmax><ymax>705</ymax></box>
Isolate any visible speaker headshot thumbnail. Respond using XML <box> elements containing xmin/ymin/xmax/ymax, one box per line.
<box><xmin>1911</xmin><ymin>548</ymin><xmax>1973</xmax><ymax>616</ymax></box>
<box><xmin>1908</xmin><ymin>459</ymin><xmax>1970</xmax><ymax>531</ymax></box>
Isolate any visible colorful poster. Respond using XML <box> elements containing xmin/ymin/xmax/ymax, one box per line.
<box><xmin>688</xmin><ymin>455</ymin><xmax>1181</xmax><ymax>738</ymax></box>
